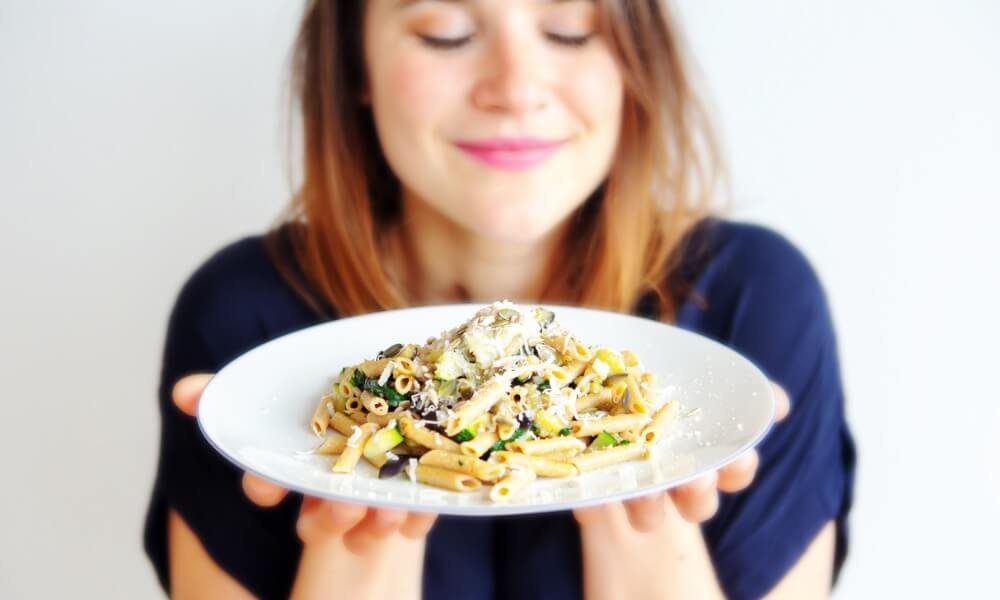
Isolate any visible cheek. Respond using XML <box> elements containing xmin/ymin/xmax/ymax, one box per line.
<box><xmin>568</xmin><ymin>52</ymin><xmax>624</xmax><ymax>137</ymax></box>
<box><xmin>374</xmin><ymin>51</ymin><xmax>459</xmax><ymax>141</ymax></box>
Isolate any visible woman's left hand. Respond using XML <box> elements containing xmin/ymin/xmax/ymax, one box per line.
<box><xmin>574</xmin><ymin>381</ymin><xmax>790</xmax><ymax>531</ymax></box>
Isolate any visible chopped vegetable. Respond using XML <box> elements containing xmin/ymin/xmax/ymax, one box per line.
<box><xmin>558</xmin><ymin>427</ymin><xmax>572</xmax><ymax>437</ymax></box>
<box><xmin>434</xmin><ymin>350</ymin><xmax>467</xmax><ymax>381</ymax></box>
<box><xmin>363</xmin><ymin>426</ymin><xmax>404</xmax><ymax>463</ymax></box>
<box><xmin>452</xmin><ymin>429</ymin><xmax>475</xmax><ymax>443</ymax></box>
<box><xmin>363</xmin><ymin>377</ymin><xmax>409</xmax><ymax>407</ymax></box>
<box><xmin>536</xmin><ymin>379</ymin><xmax>551</xmax><ymax>392</ymax></box>
<box><xmin>490</xmin><ymin>427</ymin><xmax>527</xmax><ymax>452</ymax></box>
<box><xmin>534</xmin><ymin>409</ymin><xmax>567</xmax><ymax>434</ymax></box>
<box><xmin>378</xmin><ymin>457</ymin><xmax>406</xmax><ymax>479</ymax></box>
<box><xmin>589</xmin><ymin>431</ymin><xmax>620</xmax><ymax>450</ymax></box>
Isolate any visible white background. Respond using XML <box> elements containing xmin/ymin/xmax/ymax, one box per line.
<box><xmin>1</xmin><ymin>1</ymin><xmax>997</xmax><ymax>597</ymax></box>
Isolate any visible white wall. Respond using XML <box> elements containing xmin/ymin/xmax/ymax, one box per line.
<box><xmin>1</xmin><ymin>1</ymin><xmax>996</xmax><ymax>598</ymax></box>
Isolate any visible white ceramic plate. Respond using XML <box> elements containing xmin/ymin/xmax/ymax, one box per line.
<box><xmin>198</xmin><ymin>303</ymin><xmax>775</xmax><ymax>516</ymax></box>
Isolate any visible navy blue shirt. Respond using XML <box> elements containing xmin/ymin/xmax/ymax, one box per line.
<box><xmin>144</xmin><ymin>219</ymin><xmax>855</xmax><ymax>599</ymax></box>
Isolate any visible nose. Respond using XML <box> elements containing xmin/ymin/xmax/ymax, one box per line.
<box><xmin>470</xmin><ymin>32</ymin><xmax>549</xmax><ymax>115</ymax></box>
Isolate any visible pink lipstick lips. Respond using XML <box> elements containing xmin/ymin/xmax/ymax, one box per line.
<box><xmin>453</xmin><ymin>137</ymin><xmax>565</xmax><ymax>170</ymax></box>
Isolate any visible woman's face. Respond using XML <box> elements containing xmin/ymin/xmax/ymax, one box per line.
<box><xmin>364</xmin><ymin>0</ymin><xmax>624</xmax><ymax>243</ymax></box>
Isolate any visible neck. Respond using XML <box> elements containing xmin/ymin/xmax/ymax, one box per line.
<box><xmin>396</xmin><ymin>194</ymin><xmax>565</xmax><ymax>305</ymax></box>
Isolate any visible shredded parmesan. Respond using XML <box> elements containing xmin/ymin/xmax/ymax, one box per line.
<box><xmin>378</xmin><ymin>361</ymin><xmax>395</xmax><ymax>386</ymax></box>
<box><xmin>346</xmin><ymin>425</ymin><xmax>363</xmax><ymax>448</ymax></box>
<box><xmin>406</xmin><ymin>458</ymin><xmax>418</xmax><ymax>483</ymax></box>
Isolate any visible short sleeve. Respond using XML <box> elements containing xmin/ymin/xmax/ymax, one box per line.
<box><xmin>143</xmin><ymin>238</ymin><xmax>309</xmax><ymax>600</ymax></box>
<box><xmin>678</xmin><ymin>223</ymin><xmax>856</xmax><ymax>599</ymax></box>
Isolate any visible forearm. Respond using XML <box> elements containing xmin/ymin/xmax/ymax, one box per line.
<box><xmin>578</xmin><ymin>500</ymin><xmax>724</xmax><ymax>600</ymax></box>
<box><xmin>290</xmin><ymin>535</ymin><xmax>427</xmax><ymax>600</ymax></box>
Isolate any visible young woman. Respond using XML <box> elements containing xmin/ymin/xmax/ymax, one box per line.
<box><xmin>144</xmin><ymin>1</ymin><xmax>855</xmax><ymax>598</ymax></box>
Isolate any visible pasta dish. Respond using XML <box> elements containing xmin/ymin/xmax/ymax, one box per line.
<box><xmin>308</xmin><ymin>301</ymin><xmax>678</xmax><ymax>502</ymax></box>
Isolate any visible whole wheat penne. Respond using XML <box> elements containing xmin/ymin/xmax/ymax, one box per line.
<box><xmin>492</xmin><ymin>451</ymin><xmax>578</xmax><ymax>478</ymax></box>
<box><xmin>361</xmin><ymin>390</ymin><xmax>388</xmax><ymax>416</ymax></box>
<box><xmin>329</xmin><ymin>412</ymin><xmax>359</xmax><ymax>437</ymax></box>
<box><xmin>311</xmin><ymin>395</ymin><xmax>333</xmax><ymax>436</ymax></box>
<box><xmin>399</xmin><ymin>417</ymin><xmax>461</xmax><ymax>453</ymax></box>
<box><xmin>344</xmin><ymin>395</ymin><xmax>362</xmax><ymax>414</ymax></box>
<box><xmin>359</xmin><ymin>358</ymin><xmax>391</xmax><ymax>378</ymax></box>
<box><xmin>419</xmin><ymin>449</ymin><xmax>505</xmax><ymax>482</ymax></box>
<box><xmin>445</xmin><ymin>378</ymin><xmax>509</xmax><ymax>435</ymax></box>
<box><xmin>639</xmin><ymin>400</ymin><xmax>679</xmax><ymax>444</ymax></box>
<box><xmin>332</xmin><ymin>423</ymin><xmax>377</xmax><ymax>473</ymax></box>
<box><xmin>461</xmin><ymin>431</ymin><xmax>499</xmax><ymax>457</ymax></box>
<box><xmin>535</xmin><ymin>449</ymin><xmax>581</xmax><ymax>461</ymax></box>
<box><xmin>393</xmin><ymin>357</ymin><xmax>417</xmax><ymax>376</ymax></box>
<box><xmin>394</xmin><ymin>375</ymin><xmax>415</xmax><ymax>395</ymax></box>
<box><xmin>415</xmin><ymin>464</ymin><xmax>482</xmax><ymax>491</ymax></box>
<box><xmin>575</xmin><ymin>386</ymin><xmax>616</xmax><ymax>413</ymax></box>
<box><xmin>366</xmin><ymin>409</ymin><xmax>410</xmax><ymax>426</ymax></box>
<box><xmin>625</xmin><ymin>375</ymin><xmax>650</xmax><ymax>414</ymax></box>
<box><xmin>508</xmin><ymin>436</ymin><xmax>586</xmax><ymax>456</ymax></box>
<box><xmin>315</xmin><ymin>432</ymin><xmax>347</xmax><ymax>455</ymax></box>
<box><xmin>571</xmin><ymin>443</ymin><xmax>649</xmax><ymax>473</ymax></box>
<box><xmin>571</xmin><ymin>413</ymin><xmax>651</xmax><ymax>437</ymax></box>
<box><xmin>489</xmin><ymin>466</ymin><xmax>536</xmax><ymax>502</ymax></box>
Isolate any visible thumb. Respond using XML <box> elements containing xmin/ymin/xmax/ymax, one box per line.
<box><xmin>171</xmin><ymin>373</ymin><xmax>214</xmax><ymax>417</ymax></box>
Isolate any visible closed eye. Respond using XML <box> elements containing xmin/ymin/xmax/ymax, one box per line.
<box><xmin>418</xmin><ymin>33</ymin><xmax>474</xmax><ymax>49</ymax></box>
<box><xmin>545</xmin><ymin>32</ymin><xmax>594</xmax><ymax>47</ymax></box>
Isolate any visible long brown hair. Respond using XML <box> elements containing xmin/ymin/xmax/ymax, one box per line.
<box><xmin>266</xmin><ymin>0</ymin><xmax>723</xmax><ymax>321</ymax></box>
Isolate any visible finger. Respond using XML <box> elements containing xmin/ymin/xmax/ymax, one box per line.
<box><xmin>241</xmin><ymin>472</ymin><xmax>289</xmax><ymax>507</ymax></box>
<box><xmin>623</xmin><ymin>492</ymin><xmax>667</xmax><ymax>533</ymax></box>
<box><xmin>399</xmin><ymin>511</ymin><xmax>438</xmax><ymax>539</ymax></box>
<box><xmin>171</xmin><ymin>373</ymin><xmax>213</xmax><ymax>417</ymax></box>
<box><xmin>771</xmin><ymin>382</ymin><xmax>790</xmax><ymax>422</ymax></box>
<box><xmin>669</xmin><ymin>472</ymin><xmax>719</xmax><ymax>523</ymax></box>
<box><xmin>343</xmin><ymin>508</ymin><xmax>408</xmax><ymax>555</ymax></box>
<box><xmin>297</xmin><ymin>499</ymin><xmax>366</xmax><ymax>544</ymax></box>
<box><xmin>572</xmin><ymin>500</ymin><xmax>627</xmax><ymax>530</ymax></box>
<box><xmin>717</xmin><ymin>450</ymin><xmax>759</xmax><ymax>493</ymax></box>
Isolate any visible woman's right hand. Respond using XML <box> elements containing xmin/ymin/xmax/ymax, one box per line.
<box><xmin>172</xmin><ymin>374</ymin><xmax>436</xmax><ymax>598</ymax></box>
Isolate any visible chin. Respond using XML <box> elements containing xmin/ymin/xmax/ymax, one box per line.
<box><xmin>465</xmin><ymin>207</ymin><xmax>564</xmax><ymax>245</ymax></box>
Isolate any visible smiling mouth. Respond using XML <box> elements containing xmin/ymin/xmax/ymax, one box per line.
<box><xmin>453</xmin><ymin>137</ymin><xmax>566</xmax><ymax>171</ymax></box>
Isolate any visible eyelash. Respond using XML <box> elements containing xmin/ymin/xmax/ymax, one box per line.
<box><xmin>417</xmin><ymin>32</ymin><xmax>594</xmax><ymax>50</ymax></box>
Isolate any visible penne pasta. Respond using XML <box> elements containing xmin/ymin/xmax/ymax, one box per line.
<box><xmin>329</xmin><ymin>412</ymin><xmax>359</xmax><ymax>437</ymax></box>
<box><xmin>571</xmin><ymin>443</ymin><xmax>649</xmax><ymax>473</ymax></box>
<box><xmin>419</xmin><ymin>449</ymin><xmax>505</xmax><ymax>482</ymax></box>
<box><xmin>492</xmin><ymin>451</ymin><xmax>579</xmax><ymax>478</ymax></box>
<box><xmin>310</xmin><ymin>394</ymin><xmax>333</xmax><ymax>437</ymax></box>
<box><xmin>571</xmin><ymin>413</ymin><xmax>651</xmax><ymax>437</ymax></box>
<box><xmin>461</xmin><ymin>431</ymin><xmax>499</xmax><ymax>457</ymax></box>
<box><xmin>315</xmin><ymin>432</ymin><xmax>347</xmax><ymax>455</ymax></box>
<box><xmin>360</xmin><ymin>390</ymin><xmax>389</xmax><ymax>416</ymax></box>
<box><xmin>399</xmin><ymin>417</ymin><xmax>461</xmax><ymax>453</ymax></box>
<box><xmin>359</xmin><ymin>358</ymin><xmax>391</xmax><ymax>378</ymax></box>
<box><xmin>445</xmin><ymin>378</ymin><xmax>509</xmax><ymax>436</ymax></box>
<box><xmin>489</xmin><ymin>466</ymin><xmax>536</xmax><ymax>502</ymax></box>
<box><xmin>332</xmin><ymin>423</ymin><xmax>377</xmax><ymax>473</ymax></box>
<box><xmin>625</xmin><ymin>375</ymin><xmax>650</xmax><ymax>414</ymax></box>
<box><xmin>508</xmin><ymin>436</ymin><xmax>586</xmax><ymax>456</ymax></box>
<box><xmin>415</xmin><ymin>464</ymin><xmax>482</xmax><ymax>491</ymax></box>
<box><xmin>639</xmin><ymin>400</ymin><xmax>679</xmax><ymax>444</ymax></box>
